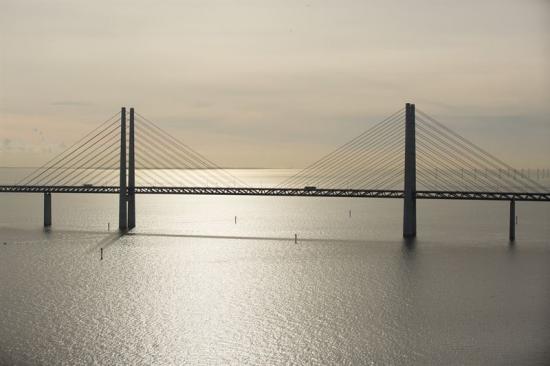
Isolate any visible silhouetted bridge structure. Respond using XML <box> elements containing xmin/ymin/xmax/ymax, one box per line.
<box><xmin>2</xmin><ymin>185</ymin><xmax>549</xmax><ymax>202</ymax></box>
<box><xmin>1</xmin><ymin>104</ymin><xmax>548</xmax><ymax>241</ymax></box>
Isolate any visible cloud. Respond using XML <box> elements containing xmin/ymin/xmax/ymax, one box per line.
<box><xmin>1</xmin><ymin>138</ymin><xmax>29</xmax><ymax>153</ymax></box>
<box><xmin>50</xmin><ymin>101</ymin><xmax>92</xmax><ymax>107</ymax></box>
<box><xmin>0</xmin><ymin>137</ymin><xmax>64</xmax><ymax>154</ymax></box>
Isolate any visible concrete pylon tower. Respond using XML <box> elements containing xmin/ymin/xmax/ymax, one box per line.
<box><xmin>128</xmin><ymin>108</ymin><xmax>136</xmax><ymax>229</ymax></box>
<box><xmin>119</xmin><ymin>107</ymin><xmax>127</xmax><ymax>230</ymax></box>
<box><xmin>403</xmin><ymin>103</ymin><xmax>416</xmax><ymax>238</ymax></box>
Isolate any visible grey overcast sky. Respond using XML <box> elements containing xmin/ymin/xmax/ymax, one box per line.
<box><xmin>1</xmin><ymin>0</ymin><xmax>549</xmax><ymax>168</ymax></box>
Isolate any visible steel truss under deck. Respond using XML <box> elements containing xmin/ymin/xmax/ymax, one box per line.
<box><xmin>1</xmin><ymin>185</ymin><xmax>549</xmax><ymax>202</ymax></box>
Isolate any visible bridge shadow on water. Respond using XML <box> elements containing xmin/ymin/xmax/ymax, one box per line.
<box><xmin>126</xmin><ymin>232</ymin><xmax>375</xmax><ymax>245</ymax></box>
<box><xmin>0</xmin><ymin>226</ymin><xmax>417</xmax><ymax>247</ymax></box>
<box><xmin>0</xmin><ymin>226</ymin><xmax>125</xmax><ymax>256</ymax></box>
<box><xmin>85</xmin><ymin>232</ymin><xmax>124</xmax><ymax>254</ymax></box>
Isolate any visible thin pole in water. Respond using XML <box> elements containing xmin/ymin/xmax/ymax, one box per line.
<box><xmin>100</xmin><ymin>248</ymin><xmax>103</xmax><ymax>260</ymax></box>
<box><xmin>235</xmin><ymin>216</ymin><xmax>237</xmax><ymax>224</ymax></box>
<box><xmin>108</xmin><ymin>222</ymin><xmax>110</xmax><ymax>232</ymax></box>
<box><xmin>294</xmin><ymin>233</ymin><xmax>297</xmax><ymax>244</ymax></box>
<box><xmin>349</xmin><ymin>209</ymin><xmax>352</xmax><ymax>218</ymax></box>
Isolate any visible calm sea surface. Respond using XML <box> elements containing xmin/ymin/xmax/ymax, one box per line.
<box><xmin>1</xmin><ymin>169</ymin><xmax>549</xmax><ymax>365</ymax></box>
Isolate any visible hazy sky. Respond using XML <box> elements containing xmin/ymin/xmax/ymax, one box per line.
<box><xmin>1</xmin><ymin>0</ymin><xmax>549</xmax><ymax>168</ymax></box>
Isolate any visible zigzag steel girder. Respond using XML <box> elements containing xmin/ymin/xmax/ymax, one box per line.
<box><xmin>1</xmin><ymin>185</ymin><xmax>549</xmax><ymax>201</ymax></box>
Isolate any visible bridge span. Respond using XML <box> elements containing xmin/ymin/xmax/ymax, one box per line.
<box><xmin>1</xmin><ymin>185</ymin><xmax>549</xmax><ymax>202</ymax></box>
<box><xmin>2</xmin><ymin>103</ymin><xmax>549</xmax><ymax>241</ymax></box>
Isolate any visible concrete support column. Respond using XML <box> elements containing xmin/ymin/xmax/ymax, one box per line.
<box><xmin>403</xmin><ymin>103</ymin><xmax>417</xmax><ymax>238</ymax></box>
<box><xmin>509</xmin><ymin>200</ymin><xmax>515</xmax><ymax>241</ymax></box>
<box><xmin>119</xmin><ymin>107</ymin><xmax>127</xmax><ymax>231</ymax></box>
<box><xmin>44</xmin><ymin>192</ymin><xmax>51</xmax><ymax>227</ymax></box>
<box><xmin>128</xmin><ymin>107</ymin><xmax>136</xmax><ymax>229</ymax></box>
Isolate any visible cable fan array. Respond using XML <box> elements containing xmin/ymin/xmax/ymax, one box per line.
<box><xmin>15</xmin><ymin>106</ymin><xmax>546</xmax><ymax>193</ymax></box>
<box><xmin>16</xmin><ymin>111</ymin><xmax>247</xmax><ymax>188</ymax></box>
<box><xmin>277</xmin><ymin>106</ymin><xmax>546</xmax><ymax>193</ymax></box>
<box><xmin>16</xmin><ymin>112</ymin><xmax>122</xmax><ymax>187</ymax></box>
<box><xmin>133</xmin><ymin>113</ymin><xmax>246</xmax><ymax>187</ymax></box>
<box><xmin>277</xmin><ymin>110</ymin><xmax>406</xmax><ymax>190</ymax></box>
<box><xmin>415</xmin><ymin>109</ymin><xmax>546</xmax><ymax>192</ymax></box>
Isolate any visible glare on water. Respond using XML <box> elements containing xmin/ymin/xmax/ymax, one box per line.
<box><xmin>1</xmin><ymin>169</ymin><xmax>550</xmax><ymax>365</ymax></box>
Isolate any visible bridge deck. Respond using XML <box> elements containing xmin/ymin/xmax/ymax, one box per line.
<box><xmin>1</xmin><ymin>185</ymin><xmax>549</xmax><ymax>201</ymax></box>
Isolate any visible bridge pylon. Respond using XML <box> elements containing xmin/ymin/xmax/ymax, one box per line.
<box><xmin>128</xmin><ymin>108</ymin><xmax>136</xmax><ymax>229</ymax></box>
<box><xmin>119</xmin><ymin>107</ymin><xmax>127</xmax><ymax>230</ymax></box>
<box><xmin>44</xmin><ymin>192</ymin><xmax>51</xmax><ymax>227</ymax></box>
<box><xmin>509</xmin><ymin>200</ymin><xmax>515</xmax><ymax>241</ymax></box>
<box><xmin>403</xmin><ymin>103</ymin><xmax>416</xmax><ymax>238</ymax></box>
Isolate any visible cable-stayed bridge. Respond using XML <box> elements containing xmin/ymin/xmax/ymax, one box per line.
<box><xmin>1</xmin><ymin>104</ymin><xmax>548</xmax><ymax>241</ymax></box>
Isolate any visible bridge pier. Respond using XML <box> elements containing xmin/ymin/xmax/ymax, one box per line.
<box><xmin>509</xmin><ymin>200</ymin><xmax>515</xmax><ymax>241</ymax></box>
<box><xmin>44</xmin><ymin>192</ymin><xmax>51</xmax><ymax>227</ymax></box>
<box><xmin>119</xmin><ymin>107</ymin><xmax>127</xmax><ymax>231</ymax></box>
<box><xmin>128</xmin><ymin>107</ymin><xmax>136</xmax><ymax>229</ymax></box>
<box><xmin>403</xmin><ymin>103</ymin><xmax>417</xmax><ymax>238</ymax></box>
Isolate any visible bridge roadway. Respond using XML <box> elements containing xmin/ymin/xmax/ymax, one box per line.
<box><xmin>1</xmin><ymin>185</ymin><xmax>549</xmax><ymax>202</ymax></box>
